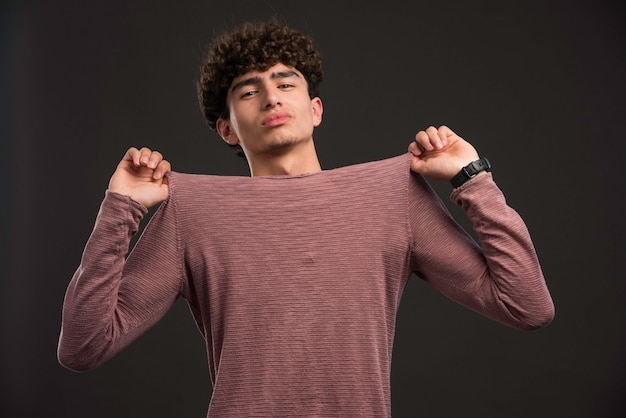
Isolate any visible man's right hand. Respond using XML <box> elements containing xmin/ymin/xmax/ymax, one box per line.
<box><xmin>108</xmin><ymin>147</ymin><xmax>172</xmax><ymax>208</ymax></box>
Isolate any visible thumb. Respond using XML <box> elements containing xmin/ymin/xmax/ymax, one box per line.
<box><xmin>409</xmin><ymin>153</ymin><xmax>428</xmax><ymax>175</ymax></box>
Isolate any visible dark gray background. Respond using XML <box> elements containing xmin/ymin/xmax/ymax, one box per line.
<box><xmin>2</xmin><ymin>0</ymin><xmax>625</xmax><ymax>417</ymax></box>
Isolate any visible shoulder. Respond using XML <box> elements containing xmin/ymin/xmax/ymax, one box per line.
<box><xmin>165</xmin><ymin>171</ymin><xmax>247</xmax><ymax>196</ymax></box>
<box><xmin>160</xmin><ymin>172</ymin><xmax>253</xmax><ymax>216</ymax></box>
<box><xmin>325</xmin><ymin>153</ymin><xmax>413</xmax><ymax>184</ymax></box>
<box><xmin>339</xmin><ymin>152</ymin><xmax>412</xmax><ymax>173</ymax></box>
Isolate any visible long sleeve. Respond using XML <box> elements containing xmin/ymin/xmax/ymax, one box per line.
<box><xmin>58</xmin><ymin>190</ymin><xmax>184</xmax><ymax>371</ymax></box>
<box><xmin>408</xmin><ymin>171</ymin><xmax>554</xmax><ymax>330</ymax></box>
<box><xmin>56</xmin><ymin>155</ymin><xmax>555</xmax><ymax>416</ymax></box>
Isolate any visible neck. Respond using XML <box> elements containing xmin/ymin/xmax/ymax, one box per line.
<box><xmin>247</xmin><ymin>140</ymin><xmax>322</xmax><ymax>177</ymax></box>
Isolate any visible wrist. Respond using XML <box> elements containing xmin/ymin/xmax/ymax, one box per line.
<box><xmin>450</xmin><ymin>157</ymin><xmax>491</xmax><ymax>188</ymax></box>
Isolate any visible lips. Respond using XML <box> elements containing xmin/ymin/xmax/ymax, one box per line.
<box><xmin>262</xmin><ymin>112</ymin><xmax>291</xmax><ymax>127</ymax></box>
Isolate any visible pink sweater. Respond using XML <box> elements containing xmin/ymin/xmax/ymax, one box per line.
<box><xmin>58</xmin><ymin>153</ymin><xmax>554</xmax><ymax>417</ymax></box>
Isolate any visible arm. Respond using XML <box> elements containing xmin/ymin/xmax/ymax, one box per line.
<box><xmin>407</xmin><ymin>126</ymin><xmax>554</xmax><ymax>330</ymax></box>
<box><xmin>58</xmin><ymin>148</ymin><xmax>181</xmax><ymax>371</ymax></box>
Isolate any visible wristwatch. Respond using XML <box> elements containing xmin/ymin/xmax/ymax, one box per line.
<box><xmin>450</xmin><ymin>157</ymin><xmax>491</xmax><ymax>188</ymax></box>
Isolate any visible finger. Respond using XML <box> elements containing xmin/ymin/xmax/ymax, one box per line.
<box><xmin>415</xmin><ymin>130</ymin><xmax>434</xmax><ymax>152</ymax></box>
<box><xmin>124</xmin><ymin>147</ymin><xmax>141</xmax><ymax>166</ymax></box>
<box><xmin>425</xmin><ymin>126</ymin><xmax>443</xmax><ymax>149</ymax></box>
<box><xmin>138</xmin><ymin>147</ymin><xmax>154</xmax><ymax>166</ymax></box>
<box><xmin>147</xmin><ymin>150</ymin><xmax>163</xmax><ymax>169</ymax></box>
<box><xmin>153</xmin><ymin>159</ymin><xmax>171</xmax><ymax>180</ymax></box>
<box><xmin>437</xmin><ymin>125</ymin><xmax>454</xmax><ymax>146</ymax></box>
<box><xmin>408</xmin><ymin>140</ymin><xmax>424</xmax><ymax>157</ymax></box>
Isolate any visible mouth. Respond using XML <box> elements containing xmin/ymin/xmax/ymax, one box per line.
<box><xmin>262</xmin><ymin>112</ymin><xmax>291</xmax><ymax>127</ymax></box>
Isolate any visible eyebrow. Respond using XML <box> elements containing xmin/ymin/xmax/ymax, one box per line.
<box><xmin>230</xmin><ymin>70</ymin><xmax>301</xmax><ymax>94</ymax></box>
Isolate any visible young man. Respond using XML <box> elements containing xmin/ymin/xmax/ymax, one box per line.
<box><xmin>58</xmin><ymin>20</ymin><xmax>554</xmax><ymax>416</ymax></box>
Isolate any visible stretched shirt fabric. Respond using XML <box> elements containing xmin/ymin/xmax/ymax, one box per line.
<box><xmin>58</xmin><ymin>152</ymin><xmax>554</xmax><ymax>417</ymax></box>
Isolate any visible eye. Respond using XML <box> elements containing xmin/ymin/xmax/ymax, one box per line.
<box><xmin>278</xmin><ymin>83</ymin><xmax>294</xmax><ymax>89</ymax></box>
<box><xmin>240</xmin><ymin>90</ymin><xmax>258</xmax><ymax>99</ymax></box>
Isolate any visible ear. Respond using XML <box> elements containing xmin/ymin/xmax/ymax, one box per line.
<box><xmin>311</xmin><ymin>97</ymin><xmax>323</xmax><ymax>127</ymax></box>
<box><xmin>216</xmin><ymin>118</ymin><xmax>239</xmax><ymax>145</ymax></box>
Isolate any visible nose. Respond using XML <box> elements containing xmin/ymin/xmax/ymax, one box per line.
<box><xmin>264</xmin><ymin>97</ymin><xmax>281</xmax><ymax>109</ymax></box>
<box><xmin>263</xmin><ymin>87</ymin><xmax>281</xmax><ymax>109</ymax></box>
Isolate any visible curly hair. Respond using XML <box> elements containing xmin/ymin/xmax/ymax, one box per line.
<box><xmin>196</xmin><ymin>19</ymin><xmax>323</xmax><ymax>155</ymax></box>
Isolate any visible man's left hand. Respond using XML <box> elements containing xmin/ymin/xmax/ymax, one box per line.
<box><xmin>408</xmin><ymin>125</ymin><xmax>482</xmax><ymax>181</ymax></box>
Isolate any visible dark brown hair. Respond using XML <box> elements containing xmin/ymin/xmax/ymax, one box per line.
<box><xmin>196</xmin><ymin>19</ymin><xmax>323</xmax><ymax>155</ymax></box>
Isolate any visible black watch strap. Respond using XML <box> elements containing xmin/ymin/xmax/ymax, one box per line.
<box><xmin>450</xmin><ymin>157</ymin><xmax>492</xmax><ymax>188</ymax></box>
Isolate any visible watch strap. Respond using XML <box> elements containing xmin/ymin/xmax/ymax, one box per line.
<box><xmin>450</xmin><ymin>157</ymin><xmax>491</xmax><ymax>188</ymax></box>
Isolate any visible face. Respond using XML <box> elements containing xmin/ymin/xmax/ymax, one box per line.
<box><xmin>216</xmin><ymin>63</ymin><xmax>323</xmax><ymax>158</ymax></box>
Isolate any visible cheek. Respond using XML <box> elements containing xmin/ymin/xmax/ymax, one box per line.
<box><xmin>231</xmin><ymin>104</ymin><xmax>257</xmax><ymax>128</ymax></box>
<box><xmin>229</xmin><ymin>111</ymin><xmax>248</xmax><ymax>135</ymax></box>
